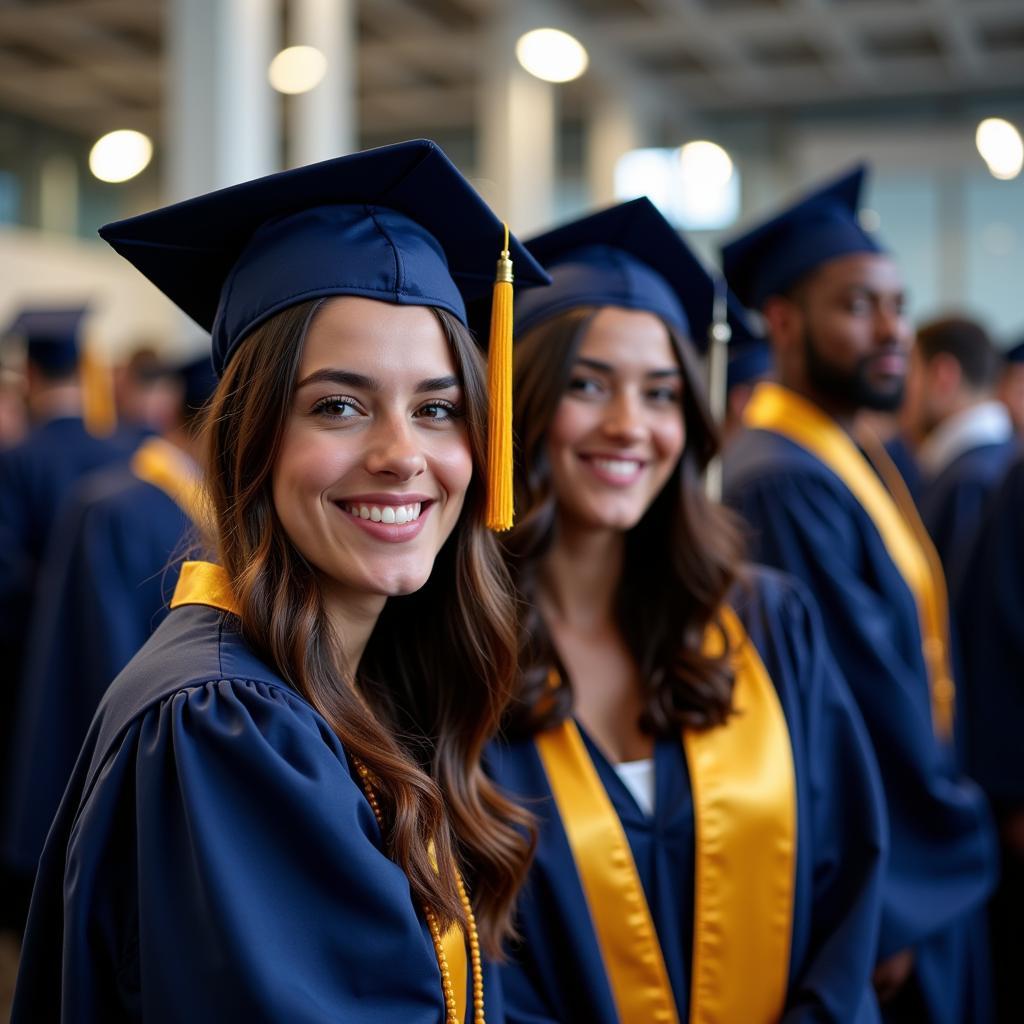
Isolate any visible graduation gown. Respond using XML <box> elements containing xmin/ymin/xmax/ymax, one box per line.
<box><xmin>490</xmin><ymin>570</ymin><xmax>887</xmax><ymax>1024</ymax></box>
<box><xmin>13</xmin><ymin>561</ymin><xmax>496</xmax><ymax>1023</ymax></box>
<box><xmin>918</xmin><ymin>439</ymin><xmax>1019</xmax><ymax>589</ymax></box>
<box><xmin>883</xmin><ymin>435</ymin><xmax>922</xmax><ymax>505</ymax></box>
<box><xmin>2</xmin><ymin>438</ymin><xmax>199</xmax><ymax>877</ymax></box>
<box><xmin>0</xmin><ymin>417</ymin><xmax>135</xmax><ymax>755</ymax></box>
<box><xmin>724</xmin><ymin>400</ymin><xmax>998</xmax><ymax>1024</ymax></box>
<box><xmin>954</xmin><ymin>453</ymin><xmax>1024</xmax><ymax>810</ymax></box>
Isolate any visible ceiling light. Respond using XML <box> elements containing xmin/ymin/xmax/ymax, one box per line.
<box><xmin>88</xmin><ymin>130</ymin><xmax>153</xmax><ymax>184</ymax></box>
<box><xmin>678</xmin><ymin>141</ymin><xmax>734</xmax><ymax>190</ymax></box>
<box><xmin>269</xmin><ymin>45</ymin><xmax>328</xmax><ymax>95</ymax></box>
<box><xmin>976</xmin><ymin>118</ymin><xmax>1023</xmax><ymax>181</ymax></box>
<box><xmin>515</xmin><ymin>28</ymin><xmax>588</xmax><ymax>84</ymax></box>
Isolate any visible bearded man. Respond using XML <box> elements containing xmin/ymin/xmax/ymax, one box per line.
<box><xmin>722</xmin><ymin>167</ymin><xmax>997</xmax><ymax>1024</ymax></box>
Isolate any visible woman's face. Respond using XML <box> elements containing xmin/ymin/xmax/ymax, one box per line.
<box><xmin>273</xmin><ymin>297</ymin><xmax>473</xmax><ymax>602</ymax></box>
<box><xmin>547</xmin><ymin>307</ymin><xmax>686</xmax><ymax>534</ymax></box>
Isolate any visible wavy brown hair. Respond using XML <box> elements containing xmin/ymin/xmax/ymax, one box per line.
<box><xmin>201</xmin><ymin>298</ymin><xmax>533</xmax><ymax>956</ymax></box>
<box><xmin>503</xmin><ymin>306</ymin><xmax>747</xmax><ymax>738</ymax></box>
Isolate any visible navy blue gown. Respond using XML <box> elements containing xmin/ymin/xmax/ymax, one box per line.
<box><xmin>2</xmin><ymin>457</ymin><xmax>196</xmax><ymax>878</ymax></box>
<box><xmin>13</xmin><ymin>569</ymin><xmax>497</xmax><ymax>1023</ymax></box>
<box><xmin>918</xmin><ymin>439</ymin><xmax>1019</xmax><ymax>589</ymax></box>
<box><xmin>725</xmin><ymin>427</ymin><xmax>998</xmax><ymax>1024</ymax></box>
<box><xmin>954</xmin><ymin>454</ymin><xmax>1024</xmax><ymax>1022</ymax></box>
<box><xmin>490</xmin><ymin>570</ymin><xmax>887</xmax><ymax>1024</ymax></box>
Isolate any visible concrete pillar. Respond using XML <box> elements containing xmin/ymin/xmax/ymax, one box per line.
<box><xmin>289</xmin><ymin>0</ymin><xmax>357</xmax><ymax>166</ymax></box>
<box><xmin>586</xmin><ymin>89</ymin><xmax>652</xmax><ymax>208</ymax></box>
<box><xmin>478</xmin><ymin>6</ymin><xmax>556</xmax><ymax>236</ymax></box>
<box><xmin>165</xmin><ymin>0</ymin><xmax>280</xmax><ymax>202</ymax></box>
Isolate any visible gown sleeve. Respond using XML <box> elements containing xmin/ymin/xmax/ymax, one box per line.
<box><xmin>44</xmin><ymin>677</ymin><xmax>452</xmax><ymax>1024</ymax></box>
<box><xmin>730</xmin><ymin>470</ymin><xmax>996</xmax><ymax>959</ymax></box>
<box><xmin>767</xmin><ymin>577</ymin><xmax>887</xmax><ymax>1024</ymax></box>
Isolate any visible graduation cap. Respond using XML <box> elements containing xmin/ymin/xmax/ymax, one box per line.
<box><xmin>727</xmin><ymin>333</ymin><xmax>773</xmax><ymax>393</ymax></box>
<box><xmin>1004</xmin><ymin>339</ymin><xmax>1024</xmax><ymax>365</ymax></box>
<box><xmin>176</xmin><ymin>353</ymin><xmax>218</xmax><ymax>414</ymax></box>
<box><xmin>721</xmin><ymin>164</ymin><xmax>882</xmax><ymax>310</ymax></box>
<box><xmin>5</xmin><ymin>306</ymin><xmax>88</xmax><ymax>375</ymax></box>
<box><xmin>99</xmin><ymin>139</ymin><xmax>550</xmax><ymax>530</ymax></box>
<box><xmin>514</xmin><ymin>197</ymin><xmax>750</xmax><ymax>348</ymax></box>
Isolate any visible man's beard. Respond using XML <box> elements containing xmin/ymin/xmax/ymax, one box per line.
<box><xmin>803</xmin><ymin>327</ymin><xmax>905</xmax><ymax>413</ymax></box>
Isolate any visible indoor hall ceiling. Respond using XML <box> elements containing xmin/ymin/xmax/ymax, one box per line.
<box><xmin>0</xmin><ymin>0</ymin><xmax>1022</xmax><ymax>142</ymax></box>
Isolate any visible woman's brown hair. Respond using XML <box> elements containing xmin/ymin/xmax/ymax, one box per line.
<box><xmin>202</xmin><ymin>299</ymin><xmax>533</xmax><ymax>956</ymax></box>
<box><xmin>503</xmin><ymin>306</ymin><xmax>746</xmax><ymax>738</ymax></box>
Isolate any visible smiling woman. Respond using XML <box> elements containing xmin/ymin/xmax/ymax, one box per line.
<box><xmin>488</xmin><ymin>198</ymin><xmax>888</xmax><ymax>1024</ymax></box>
<box><xmin>12</xmin><ymin>141</ymin><xmax>550</xmax><ymax>1024</ymax></box>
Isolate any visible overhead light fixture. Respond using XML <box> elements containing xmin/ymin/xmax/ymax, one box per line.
<box><xmin>976</xmin><ymin>117</ymin><xmax>1023</xmax><ymax>181</ymax></box>
<box><xmin>88</xmin><ymin>130</ymin><xmax>153</xmax><ymax>184</ymax></box>
<box><xmin>615</xmin><ymin>144</ymin><xmax>741</xmax><ymax>231</ymax></box>
<box><xmin>515</xmin><ymin>28</ymin><xmax>589</xmax><ymax>84</ymax></box>
<box><xmin>678</xmin><ymin>141</ymin><xmax>734</xmax><ymax>190</ymax></box>
<box><xmin>269</xmin><ymin>45</ymin><xmax>328</xmax><ymax>95</ymax></box>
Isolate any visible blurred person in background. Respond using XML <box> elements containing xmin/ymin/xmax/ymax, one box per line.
<box><xmin>114</xmin><ymin>345</ymin><xmax>188</xmax><ymax>440</ymax></box>
<box><xmin>2</xmin><ymin>353</ymin><xmax>216</xmax><ymax>891</ymax></box>
<box><xmin>0</xmin><ymin>361</ymin><xmax>27</xmax><ymax>449</ymax></box>
<box><xmin>996</xmin><ymin>339</ymin><xmax>1024</xmax><ymax>435</ymax></box>
<box><xmin>722</xmin><ymin>331</ymin><xmax>773</xmax><ymax>447</ymax></box>
<box><xmin>0</xmin><ymin>307</ymin><xmax>135</xmax><ymax>932</ymax></box>
<box><xmin>954</xmin><ymin>452</ymin><xmax>1024</xmax><ymax>1023</ymax></box>
<box><xmin>721</xmin><ymin>166</ymin><xmax>997</xmax><ymax>1024</ymax></box>
<box><xmin>903</xmin><ymin>315</ymin><xmax>1017</xmax><ymax>583</ymax></box>
<box><xmin>490</xmin><ymin>200</ymin><xmax>887</xmax><ymax>1024</ymax></box>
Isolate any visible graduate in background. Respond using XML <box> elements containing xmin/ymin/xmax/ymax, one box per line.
<box><xmin>13</xmin><ymin>140</ymin><xmax>550</xmax><ymax>1022</ymax></box>
<box><xmin>2</xmin><ymin>353</ymin><xmax>216</xmax><ymax>884</ymax></box>
<box><xmin>721</xmin><ymin>166</ymin><xmax>997</xmax><ymax>1024</ymax></box>
<box><xmin>996</xmin><ymin>338</ymin><xmax>1024</xmax><ymax>435</ymax></box>
<box><xmin>903</xmin><ymin>315</ymin><xmax>1017</xmax><ymax>584</ymax></box>
<box><xmin>722</xmin><ymin>331</ymin><xmax>773</xmax><ymax>447</ymax></box>
<box><xmin>954</xmin><ymin>453</ymin><xmax>1024</xmax><ymax>1022</ymax></box>
<box><xmin>0</xmin><ymin>308</ymin><xmax>135</xmax><ymax>930</ymax></box>
<box><xmin>113</xmin><ymin>346</ymin><xmax>188</xmax><ymax>441</ymax></box>
<box><xmin>490</xmin><ymin>199</ymin><xmax>887</xmax><ymax>1024</ymax></box>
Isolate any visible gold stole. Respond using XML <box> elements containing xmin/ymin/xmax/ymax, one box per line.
<box><xmin>534</xmin><ymin>606</ymin><xmax>796</xmax><ymax>1024</ymax></box>
<box><xmin>743</xmin><ymin>382</ymin><xmax>955</xmax><ymax>739</ymax></box>
<box><xmin>131</xmin><ymin>436</ymin><xmax>205</xmax><ymax>525</ymax></box>
<box><xmin>170</xmin><ymin>560</ymin><xmax>469</xmax><ymax>1022</ymax></box>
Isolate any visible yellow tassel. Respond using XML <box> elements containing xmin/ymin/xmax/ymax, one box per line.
<box><xmin>80</xmin><ymin>343</ymin><xmax>117</xmax><ymax>437</ymax></box>
<box><xmin>485</xmin><ymin>224</ymin><xmax>515</xmax><ymax>532</ymax></box>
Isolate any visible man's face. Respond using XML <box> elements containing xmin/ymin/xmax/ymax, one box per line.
<box><xmin>795</xmin><ymin>252</ymin><xmax>912</xmax><ymax>413</ymax></box>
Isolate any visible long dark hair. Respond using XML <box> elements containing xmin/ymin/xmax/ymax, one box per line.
<box><xmin>201</xmin><ymin>299</ymin><xmax>533</xmax><ymax>956</ymax></box>
<box><xmin>503</xmin><ymin>306</ymin><xmax>746</xmax><ymax>737</ymax></box>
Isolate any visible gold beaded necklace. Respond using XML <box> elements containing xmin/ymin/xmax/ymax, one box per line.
<box><xmin>351</xmin><ymin>755</ymin><xmax>485</xmax><ymax>1024</ymax></box>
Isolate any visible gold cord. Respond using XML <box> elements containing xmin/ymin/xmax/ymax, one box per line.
<box><xmin>351</xmin><ymin>755</ymin><xmax>484</xmax><ymax>1024</ymax></box>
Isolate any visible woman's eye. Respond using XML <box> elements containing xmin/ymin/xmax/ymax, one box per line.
<box><xmin>567</xmin><ymin>376</ymin><xmax>604</xmax><ymax>397</ymax></box>
<box><xmin>647</xmin><ymin>387</ymin><xmax>681</xmax><ymax>404</ymax></box>
<box><xmin>415</xmin><ymin>400</ymin><xmax>461</xmax><ymax>421</ymax></box>
<box><xmin>312</xmin><ymin>395</ymin><xmax>361</xmax><ymax>419</ymax></box>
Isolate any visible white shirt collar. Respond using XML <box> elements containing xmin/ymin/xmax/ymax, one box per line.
<box><xmin>917</xmin><ymin>400</ymin><xmax>1013</xmax><ymax>478</ymax></box>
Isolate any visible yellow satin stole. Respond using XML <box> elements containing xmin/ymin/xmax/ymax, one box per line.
<box><xmin>131</xmin><ymin>436</ymin><xmax>206</xmax><ymax>526</ymax></box>
<box><xmin>743</xmin><ymin>381</ymin><xmax>955</xmax><ymax>739</ymax></box>
<box><xmin>534</xmin><ymin>606</ymin><xmax>796</xmax><ymax>1024</ymax></box>
<box><xmin>170</xmin><ymin>560</ymin><xmax>469</xmax><ymax>1022</ymax></box>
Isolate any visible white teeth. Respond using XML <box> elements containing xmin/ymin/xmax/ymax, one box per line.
<box><xmin>344</xmin><ymin>502</ymin><xmax>423</xmax><ymax>524</ymax></box>
<box><xmin>592</xmin><ymin>458</ymin><xmax>641</xmax><ymax>478</ymax></box>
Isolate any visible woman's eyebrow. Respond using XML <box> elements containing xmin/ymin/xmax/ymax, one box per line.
<box><xmin>416</xmin><ymin>375</ymin><xmax>460</xmax><ymax>394</ymax></box>
<box><xmin>574</xmin><ymin>357</ymin><xmax>680</xmax><ymax>379</ymax></box>
<box><xmin>296</xmin><ymin>368</ymin><xmax>378</xmax><ymax>391</ymax></box>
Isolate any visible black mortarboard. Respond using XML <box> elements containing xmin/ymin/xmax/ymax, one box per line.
<box><xmin>514</xmin><ymin>197</ymin><xmax>750</xmax><ymax>349</ymax></box>
<box><xmin>99</xmin><ymin>139</ymin><xmax>549</xmax><ymax>377</ymax></box>
<box><xmin>721</xmin><ymin>164</ymin><xmax>883</xmax><ymax>310</ymax></box>
<box><xmin>6</xmin><ymin>307</ymin><xmax>87</xmax><ymax>375</ymax></box>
